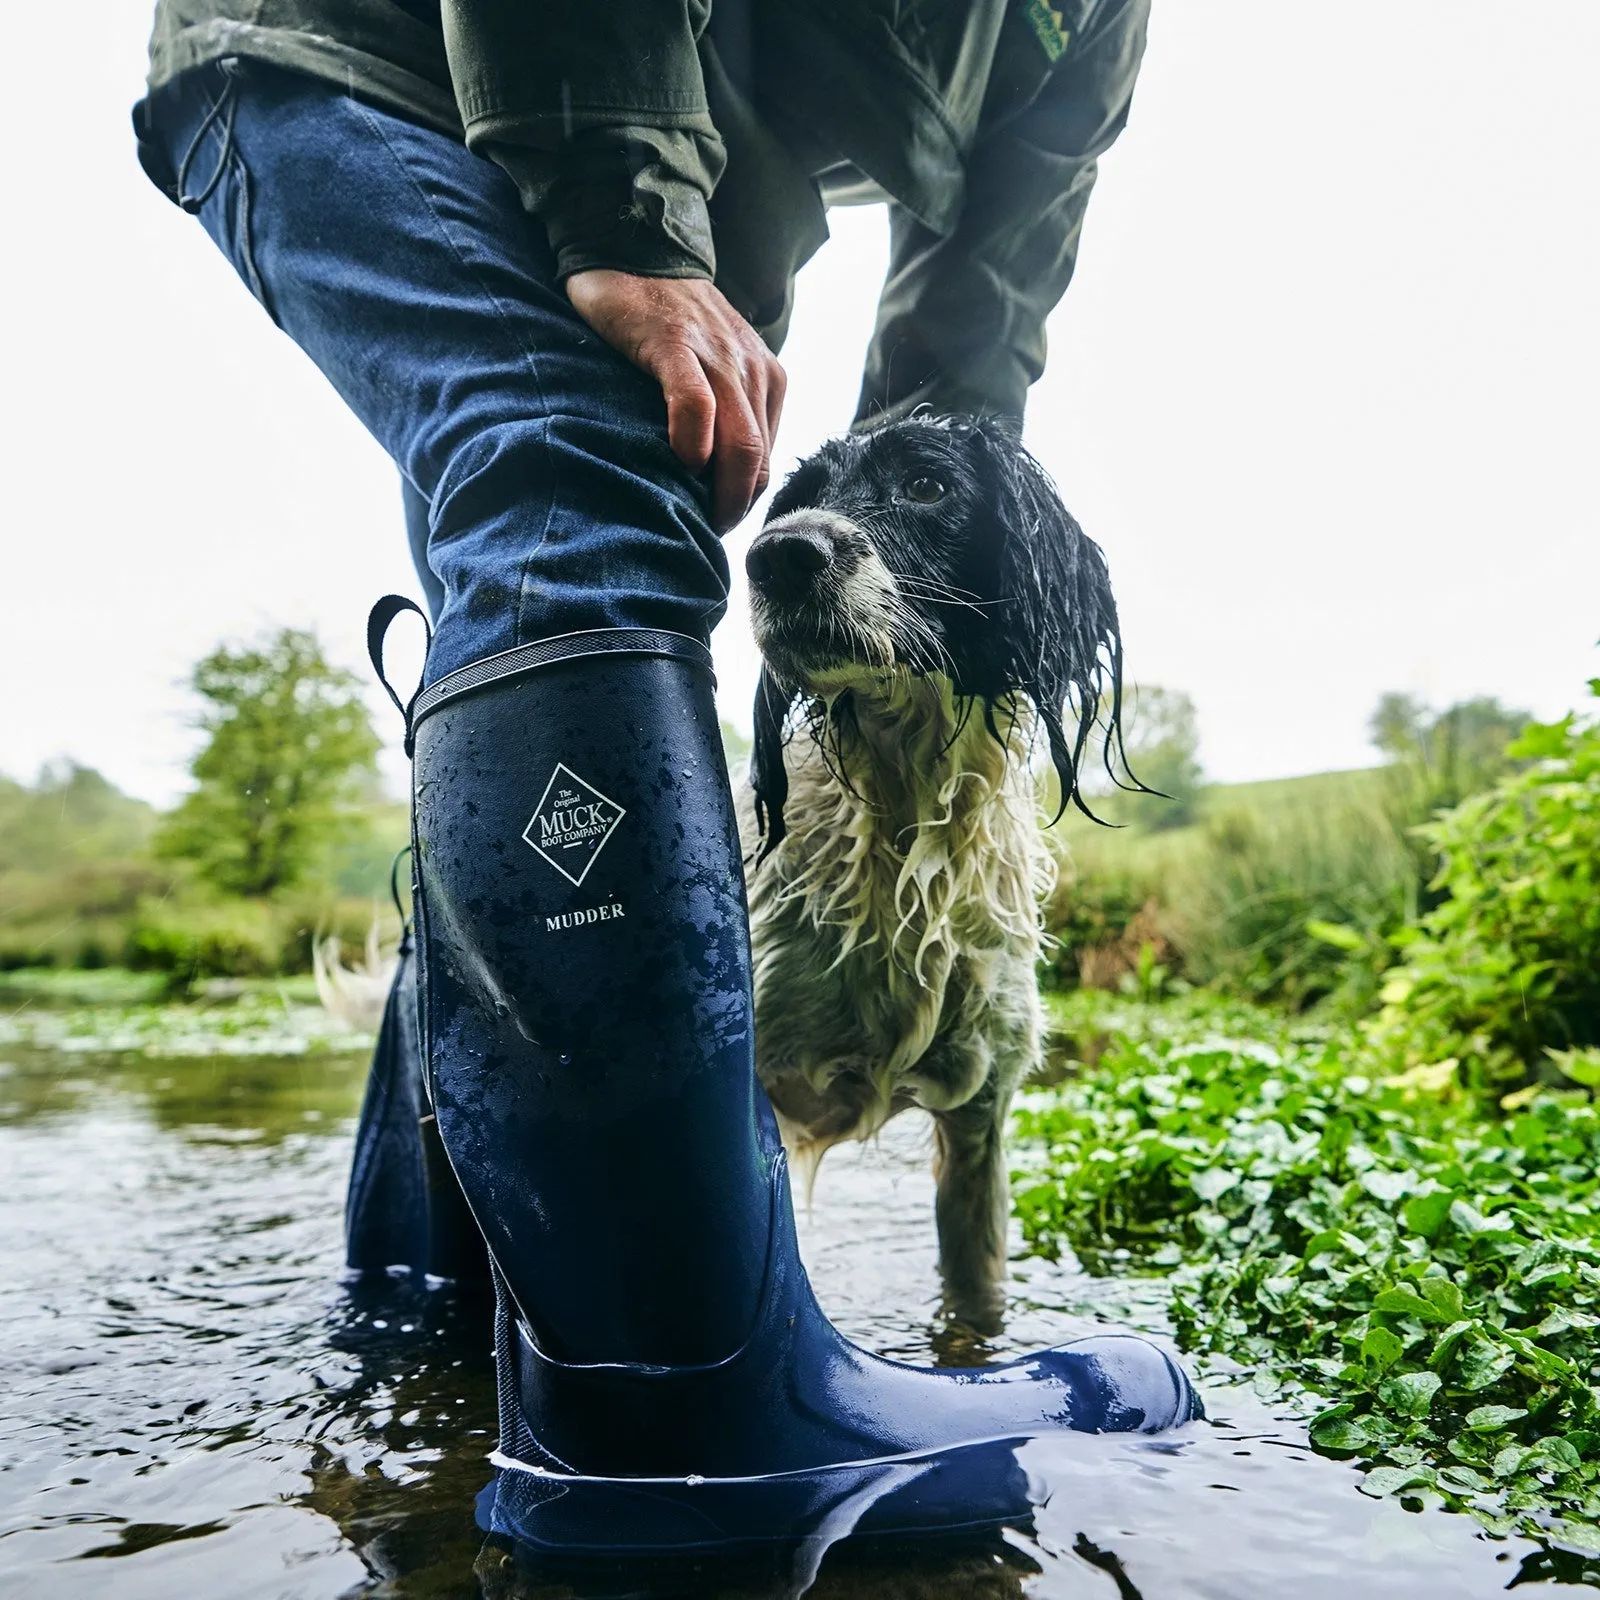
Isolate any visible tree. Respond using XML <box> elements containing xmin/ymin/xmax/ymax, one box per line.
<box><xmin>1369</xmin><ymin>692</ymin><xmax>1530</xmax><ymax>810</ymax></box>
<box><xmin>1119</xmin><ymin>685</ymin><xmax>1205</xmax><ymax>830</ymax></box>
<box><xmin>1369</xmin><ymin>692</ymin><xmax>1430</xmax><ymax>763</ymax></box>
<box><xmin>156</xmin><ymin>629</ymin><xmax>381</xmax><ymax>897</ymax></box>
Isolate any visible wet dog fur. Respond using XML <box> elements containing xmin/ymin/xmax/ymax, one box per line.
<box><xmin>738</xmin><ymin>415</ymin><xmax>1136</xmax><ymax>1330</ymax></box>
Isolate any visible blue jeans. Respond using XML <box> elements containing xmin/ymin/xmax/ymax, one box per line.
<box><xmin>140</xmin><ymin>61</ymin><xmax>730</xmax><ymax>681</ymax></box>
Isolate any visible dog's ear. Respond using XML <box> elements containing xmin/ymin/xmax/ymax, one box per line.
<box><xmin>749</xmin><ymin>665</ymin><xmax>798</xmax><ymax>857</ymax></box>
<box><xmin>988</xmin><ymin>438</ymin><xmax>1143</xmax><ymax>822</ymax></box>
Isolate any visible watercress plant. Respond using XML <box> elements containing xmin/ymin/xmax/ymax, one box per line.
<box><xmin>1013</xmin><ymin>994</ymin><xmax>1600</xmax><ymax>1548</ymax></box>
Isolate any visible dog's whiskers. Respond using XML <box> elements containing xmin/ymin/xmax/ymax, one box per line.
<box><xmin>893</xmin><ymin>583</ymin><xmax>990</xmax><ymax>618</ymax></box>
<box><xmin>884</xmin><ymin>597</ymin><xmax>951</xmax><ymax>677</ymax></box>
<box><xmin>890</xmin><ymin>573</ymin><xmax>984</xmax><ymax>605</ymax></box>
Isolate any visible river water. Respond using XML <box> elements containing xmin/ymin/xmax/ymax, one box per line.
<box><xmin>0</xmin><ymin>988</ymin><xmax>1584</xmax><ymax>1597</ymax></box>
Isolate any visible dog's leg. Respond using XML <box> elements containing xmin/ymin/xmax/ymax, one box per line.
<box><xmin>931</xmin><ymin>1080</ymin><xmax>1014</xmax><ymax>1335</ymax></box>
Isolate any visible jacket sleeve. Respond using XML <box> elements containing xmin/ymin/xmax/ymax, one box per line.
<box><xmin>439</xmin><ymin>0</ymin><xmax>725</xmax><ymax>280</ymax></box>
<box><xmin>855</xmin><ymin>0</ymin><xmax>1150</xmax><ymax>427</ymax></box>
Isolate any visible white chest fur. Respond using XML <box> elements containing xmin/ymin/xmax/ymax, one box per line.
<box><xmin>739</xmin><ymin>675</ymin><xmax>1052</xmax><ymax>1191</ymax></box>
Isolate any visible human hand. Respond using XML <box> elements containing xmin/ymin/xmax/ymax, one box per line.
<box><xmin>566</xmin><ymin>269</ymin><xmax>786</xmax><ymax>532</ymax></box>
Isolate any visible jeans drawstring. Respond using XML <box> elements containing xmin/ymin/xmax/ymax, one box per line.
<box><xmin>175</xmin><ymin>59</ymin><xmax>241</xmax><ymax>215</ymax></box>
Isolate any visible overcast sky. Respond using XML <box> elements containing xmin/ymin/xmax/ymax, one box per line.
<box><xmin>3</xmin><ymin>3</ymin><xmax>1597</xmax><ymax>806</ymax></box>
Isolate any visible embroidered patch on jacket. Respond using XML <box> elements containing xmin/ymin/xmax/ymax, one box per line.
<box><xmin>522</xmin><ymin>765</ymin><xmax>625</xmax><ymax>887</ymax></box>
<box><xmin>1024</xmin><ymin>0</ymin><xmax>1069</xmax><ymax>61</ymax></box>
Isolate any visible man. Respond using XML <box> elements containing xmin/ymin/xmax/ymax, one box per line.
<box><xmin>134</xmin><ymin>0</ymin><xmax>1192</xmax><ymax>1555</ymax></box>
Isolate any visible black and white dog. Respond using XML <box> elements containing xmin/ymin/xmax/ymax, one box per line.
<box><xmin>739</xmin><ymin>415</ymin><xmax>1135</xmax><ymax>1329</ymax></box>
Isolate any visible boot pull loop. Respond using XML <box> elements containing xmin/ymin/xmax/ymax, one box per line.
<box><xmin>389</xmin><ymin>845</ymin><xmax>412</xmax><ymax>930</ymax></box>
<box><xmin>367</xmin><ymin>594</ymin><xmax>432</xmax><ymax>756</ymax></box>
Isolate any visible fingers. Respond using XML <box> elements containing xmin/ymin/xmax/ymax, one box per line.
<box><xmin>663</xmin><ymin>335</ymin><xmax>773</xmax><ymax>532</ymax></box>
<box><xmin>764</xmin><ymin>357</ymin><xmax>787</xmax><ymax>453</ymax></box>
<box><xmin>709</xmin><ymin>348</ymin><xmax>788</xmax><ymax>531</ymax></box>
<box><xmin>650</xmin><ymin>344</ymin><xmax>716</xmax><ymax>475</ymax></box>
<box><xmin>707</xmin><ymin>365</ymin><xmax>768</xmax><ymax>533</ymax></box>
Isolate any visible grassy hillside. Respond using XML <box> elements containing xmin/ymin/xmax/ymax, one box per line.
<box><xmin>1045</xmin><ymin>762</ymin><xmax>1429</xmax><ymax>1009</ymax></box>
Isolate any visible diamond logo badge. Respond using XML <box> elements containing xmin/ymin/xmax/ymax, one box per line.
<box><xmin>522</xmin><ymin>764</ymin><xmax>626</xmax><ymax>886</ymax></box>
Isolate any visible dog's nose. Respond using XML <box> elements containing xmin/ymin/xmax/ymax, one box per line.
<box><xmin>745</xmin><ymin>529</ymin><xmax>835</xmax><ymax>595</ymax></box>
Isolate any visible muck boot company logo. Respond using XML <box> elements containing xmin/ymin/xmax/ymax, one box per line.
<box><xmin>522</xmin><ymin>764</ymin><xmax>626</xmax><ymax>886</ymax></box>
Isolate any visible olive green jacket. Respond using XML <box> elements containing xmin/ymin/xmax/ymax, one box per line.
<box><xmin>140</xmin><ymin>0</ymin><xmax>1148</xmax><ymax>424</ymax></box>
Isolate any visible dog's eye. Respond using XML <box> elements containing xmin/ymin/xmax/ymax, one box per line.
<box><xmin>902</xmin><ymin>474</ymin><xmax>947</xmax><ymax>505</ymax></box>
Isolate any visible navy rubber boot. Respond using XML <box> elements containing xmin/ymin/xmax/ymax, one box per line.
<box><xmin>343</xmin><ymin>932</ymin><xmax>491</xmax><ymax>1285</ymax></box>
<box><xmin>405</xmin><ymin>626</ymin><xmax>1200</xmax><ymax>1555</ymax></box>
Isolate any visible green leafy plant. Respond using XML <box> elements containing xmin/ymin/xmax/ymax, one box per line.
<box><xmin>1369</xmin><ymin>684</ymin><xmax>1600</xmax><ymax>1095</ymax></box>
<box><xmin>1013</xmin><ymin>993</ymin><xmax>1600</xmax><ymax>1546</ymax></box>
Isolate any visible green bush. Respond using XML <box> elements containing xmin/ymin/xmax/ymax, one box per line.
<box><xmin>120</xmin><ymin>890</ymin><xmax>397</xmax><ymax>986</ymax></box>
<box><xmin>0</xmin><ymin>763</ymin><xmax>154</xmax><ymax>871</ymax></box>
<box><xmin>0</xmin><ymin>766</ymin><xmax>168</xmax><ymax>970</ymax></box>
<box><xmin>126</xmin><ymin>898</ymin><xmax>286</xmax><ymax>984</ymax></box>
<box><xmin>1041</xmin><ymin>845</ymin><xmax>1167</xmax><ymax>991</ymax></box>
<box><xmin>0</xmin><ymin>915</ymin><xmax>144</xmax><ymax>973</ymax></box>
<box><xmin>272</xmin><ymin>892</ymin><xmax>401</xmax><ymax>975</ymax></box>
<box><xmin>1369</xmin><ymin>687</ymin><xmax>1600</xmax><ymax>1094</ymax></box>
<box><xmin>1046</xmin><ymin>690</ymin><xmax>1537</xmax><ymax>1013</ymax></box>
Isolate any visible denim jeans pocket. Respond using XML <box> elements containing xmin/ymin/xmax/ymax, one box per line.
<box><xmin>172</xmin><ymin>61</ymin><xmax>280</xmax><ymax>327</ymax></box>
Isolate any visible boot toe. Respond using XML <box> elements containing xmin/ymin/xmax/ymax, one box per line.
<box><xmin>1042</xmin><ymin>1333</ymin><xmax>1203</xmax><ymax>1433</ymax></box>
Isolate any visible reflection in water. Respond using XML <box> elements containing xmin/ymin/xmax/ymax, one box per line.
<box><xmin>304</xmin><ymin>1279</ymin><xmax>498</xmax><ymax>1593</ymax></box>
<box><xmin>0</xmin><ymin>1014</ymin><xmax>1590</xmax><ymax>1597</ymax></box>
<box><xmin>477</xmin><ymin>1529</ymin><xmax>1042</xmax><ymax>1600</ymax></box>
